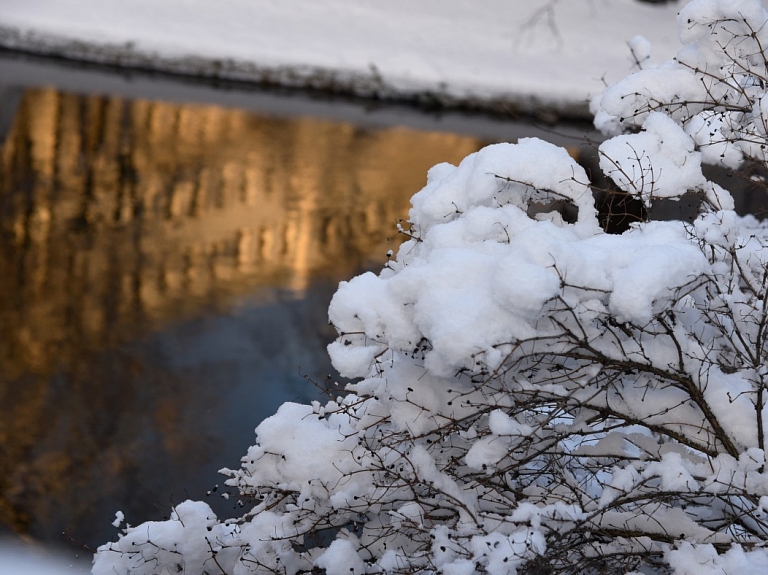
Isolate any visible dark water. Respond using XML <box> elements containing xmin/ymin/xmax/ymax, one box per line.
<box><xmin>0</xmin><ymin>60</ymin><xmax>516</xmax><ymax>555</ymax></box>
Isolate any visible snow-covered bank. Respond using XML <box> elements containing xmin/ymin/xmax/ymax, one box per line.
<box><xmin>0</xmin><ymin>52</ymin><xmax>600</xmax><ymax>149</ymax></box>
<box><xmin>0</xmin><ymin>0</ymin><xmax>682</xmax><ymax>119</ymax></box>
<box><xmin>0</xmin><ymin>539</ymin><xmax>90</xmax><ymax>574</ymax></box>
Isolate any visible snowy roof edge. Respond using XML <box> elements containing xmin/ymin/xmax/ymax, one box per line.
<box><xmin>0</xmin><ymin>26</ymin><xmax>592</xmax><ymax>122</ymax></box>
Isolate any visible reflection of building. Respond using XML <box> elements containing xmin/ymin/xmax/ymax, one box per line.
<box><xmin>0</xmin><ymin>87</ymin><xmax>486</xmax><ymax>376</ymax></box>
<box><xmin>0</xmin><ymin>87</ymin><xmax>486</xmax><ymax>543</ymax></box>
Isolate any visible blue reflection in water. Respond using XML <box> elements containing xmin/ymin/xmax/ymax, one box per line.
<box><xmin>83</xmin><ymin>285</ymin><xmax>342</xmax><ymax>549</ymax></box>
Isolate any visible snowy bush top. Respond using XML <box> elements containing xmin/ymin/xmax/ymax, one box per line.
<box><xmin>94</xmin><ymin>1</ymin><xmax>768</xmax><ymax>574</ymax></box>
<box><xmin>594</xmin><ymin>0</ymin><xmax>768</xmax><ymax>170</ymax></box>
<box><xmin>328</xmin><ymin>138</ymin><xmax>709</xmax><ymax>382</ymax></box>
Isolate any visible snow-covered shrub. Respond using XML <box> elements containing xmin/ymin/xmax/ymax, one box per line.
<box><xmin>93</xmin><ymin>1</ymin><xmax>768</xmax><ymax>573</ymax></box>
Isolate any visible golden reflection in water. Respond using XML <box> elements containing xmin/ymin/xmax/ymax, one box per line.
<box><xmin>0</xmin><ymin>88</ymin><xmax>487</xmax><ymax>543</ymax></box>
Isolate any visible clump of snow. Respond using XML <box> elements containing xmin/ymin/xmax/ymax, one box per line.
<box><xmin>599</xmin><ymin>112</ymin><xmax>707</xmax><ymax>205</ymax></box>
<box><xmin>329</xmin><ymin>137</ymin><xmax>713</xmax><ymax>378</ymax></box>
<box><xmin>93</xmin><ymin>501</ymin><xmax>240</xmax><ymax>574</ymax></box>
<box><xmin>315</xmin><ymin>539</ymin><xmax>367</xmax><ymax>575</ymax></box>
<box><xmin>409</xmin><ymin>140</ymin><xmax>598</xmax><ymax>232</ymax></box>
<box><xmin>667</xmin><ymin>542</ymin><xmax>768</xmax><ymax>575</ymax></box>
<box><xmin>111</xmin><ymin>510</ymin><xmax>124</xmax><ymax>528</ymax></box>
<box><xmin>488</xmin><ymin>409</ymin><xmax>532</xmax><ymax>437</ymax></box>
<box><xmin>227</xmin><ymin>401</ymin><xmax>359</xmax><ymax>495</ymax></box>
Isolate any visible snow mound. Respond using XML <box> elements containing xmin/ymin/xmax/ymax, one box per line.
<box><xmin>329</xmin><ymin>138</ymin><xmax>708</xmax><ymax>380</ymax></box>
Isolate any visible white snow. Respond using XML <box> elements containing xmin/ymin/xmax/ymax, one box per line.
<box><xmin>111</xmin><ymin>510</ymin><xmax>124</xmax><ymax>528</ymax></box>
<box><xmin>667</xmin><ymin>542</ymin><xmax>768</xmax><ymax>575</ymax></box>
<box><xmin>599</xmin><ymin>112</ymin><xmax>708</xmax><ymax>205</ymax></box>
<box><xmin>0</xmin><ymin>0</ymin><xmax>682</xmax><ymax>116</ymax></box>
<box><xmin>314</xmin><ymin>539</ymin><xmax>367</xmax><ymax>575</ymax></box>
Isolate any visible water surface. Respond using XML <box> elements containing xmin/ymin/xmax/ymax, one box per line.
<box><xmin>0</xmin><ymin>83</ymin><xmax>492</xmax><ymax>550</ymax></box>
